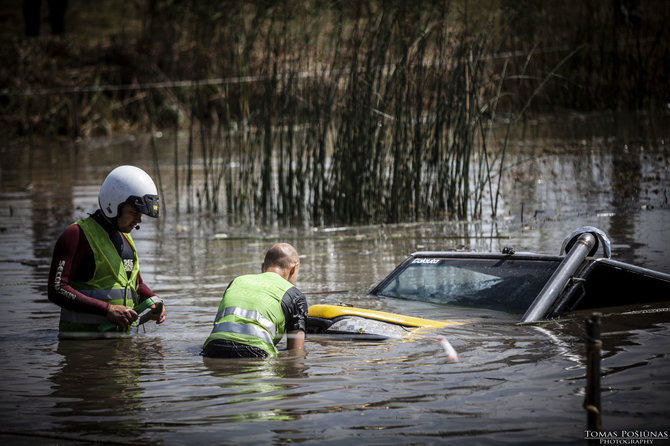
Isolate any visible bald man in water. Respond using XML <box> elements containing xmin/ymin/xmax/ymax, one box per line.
<box><xmin>202</xmin><ymin>243</ymin><xmax>308</xmax><ymax>358</ymax></box>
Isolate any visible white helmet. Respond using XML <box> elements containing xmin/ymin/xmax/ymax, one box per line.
<box><xmin>98</xmin><ymin>165</ymin><xmax>160</xmax><ymax>218</ymax></box>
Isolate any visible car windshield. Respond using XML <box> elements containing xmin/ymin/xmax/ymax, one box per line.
<box><xmin>374</xmin><ymin>257</ymin><xmax>562</xmax><ymax>313</ymax></box>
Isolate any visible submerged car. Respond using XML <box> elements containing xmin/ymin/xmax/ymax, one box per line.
<box><xmin>307</xmin><ymin>227</ymin><xmax>670</xmax><ymax>338</ymax></box>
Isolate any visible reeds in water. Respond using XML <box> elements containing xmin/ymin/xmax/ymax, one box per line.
<box><xmin>8</xmin><ymin>2</ymin><xmax>612</xmax><ymax>226</ymax></box>
<box><xmin>168</xmin><ymin>3</ymin><xmax>538</xmax><ymax>226</ymax></box>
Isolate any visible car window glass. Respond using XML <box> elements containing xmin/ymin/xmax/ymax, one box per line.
<box><xmin>376</xmin><ymin>258</ymin><xmax>560</xmax><ymax>313</ymax></box>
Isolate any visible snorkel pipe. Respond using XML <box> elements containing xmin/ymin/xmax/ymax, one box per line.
<box><xmin>520</xmin><ymin>227</ymin><xmax>611</xmax><ymax>323</ymax></box>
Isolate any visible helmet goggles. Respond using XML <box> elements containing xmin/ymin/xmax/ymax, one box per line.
<box><xmin>126</xmin><ymin>194</ymin><xmax>160</xmax><ymax>218</ymax></box>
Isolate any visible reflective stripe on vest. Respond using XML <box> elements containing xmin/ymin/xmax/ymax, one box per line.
<box><xmin>215</xmin><ymin>306</ymin><xmax>276</xmax><ymax>338</ymax></box>
<box><xmin>59</xmin><ymin>288</ymin><xmax>138</xmax><ymax>325</ymax></box>
<box><xmin>212</xmin><ymin>321</ymin><xmax>274</xmax><ymax>346</ymax></box>
<box><xmin>60</xmin><ymin>309</ymin><xmax>108</xmax><ymax>326</ymax></box>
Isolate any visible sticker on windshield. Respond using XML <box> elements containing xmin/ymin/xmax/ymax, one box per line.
<box><xmin>412</xmin><ymin>258</ymin><xmax>440</xmax><ymax>264</ymax></box>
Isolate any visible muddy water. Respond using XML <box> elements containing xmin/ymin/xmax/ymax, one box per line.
<box><xmin>0</xmin><ymin>115</ymin><xmax>668</xmax><ymax>445</ymax></box>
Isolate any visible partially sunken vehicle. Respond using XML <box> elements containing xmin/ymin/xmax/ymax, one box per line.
<box><xmin>307</xmin><ymin>227</ymin><xmax>670</xmax><ymax>338</ymax></box>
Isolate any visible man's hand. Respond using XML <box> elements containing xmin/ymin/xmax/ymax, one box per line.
<box><xmin>148</xmin><ymin>301</ymin><xmax>166</xmax><ymax>324</ymax></box>
<box><xmin>287</xmin><ymin>330</ymin><xmax>305</xmax><ymax>351</ymax></box>
<box><xmin>106</xmin><ymin>304</ymin><xmax>138</xmax><ymax>328</ymax></box>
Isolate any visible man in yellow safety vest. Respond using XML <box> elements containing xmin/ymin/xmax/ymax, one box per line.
<box><xmin>202</xmin><ymin>243</ymin><xmax>308</xmax><ymax>357</ymax></box>
<box><xmin>48</xmin><ymin>165</ymin><xmax>166</xmax><ymax>335</ymax></box>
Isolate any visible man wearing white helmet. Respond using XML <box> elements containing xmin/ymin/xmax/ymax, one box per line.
<box><xmin>48</xmin><ymin>165</ymin><xmax>166</xmax><ymax>335</ymax></box>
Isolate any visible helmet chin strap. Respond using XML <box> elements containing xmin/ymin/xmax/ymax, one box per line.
<box><xmin>99</xmin><ymin>206</ymin><xmax>121</xmax><ymax>231</ymax></box>
<box><xmin>110</xmin><ymin>216</ymin><xmax>121</xmax><ymax>231</ymax></box>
